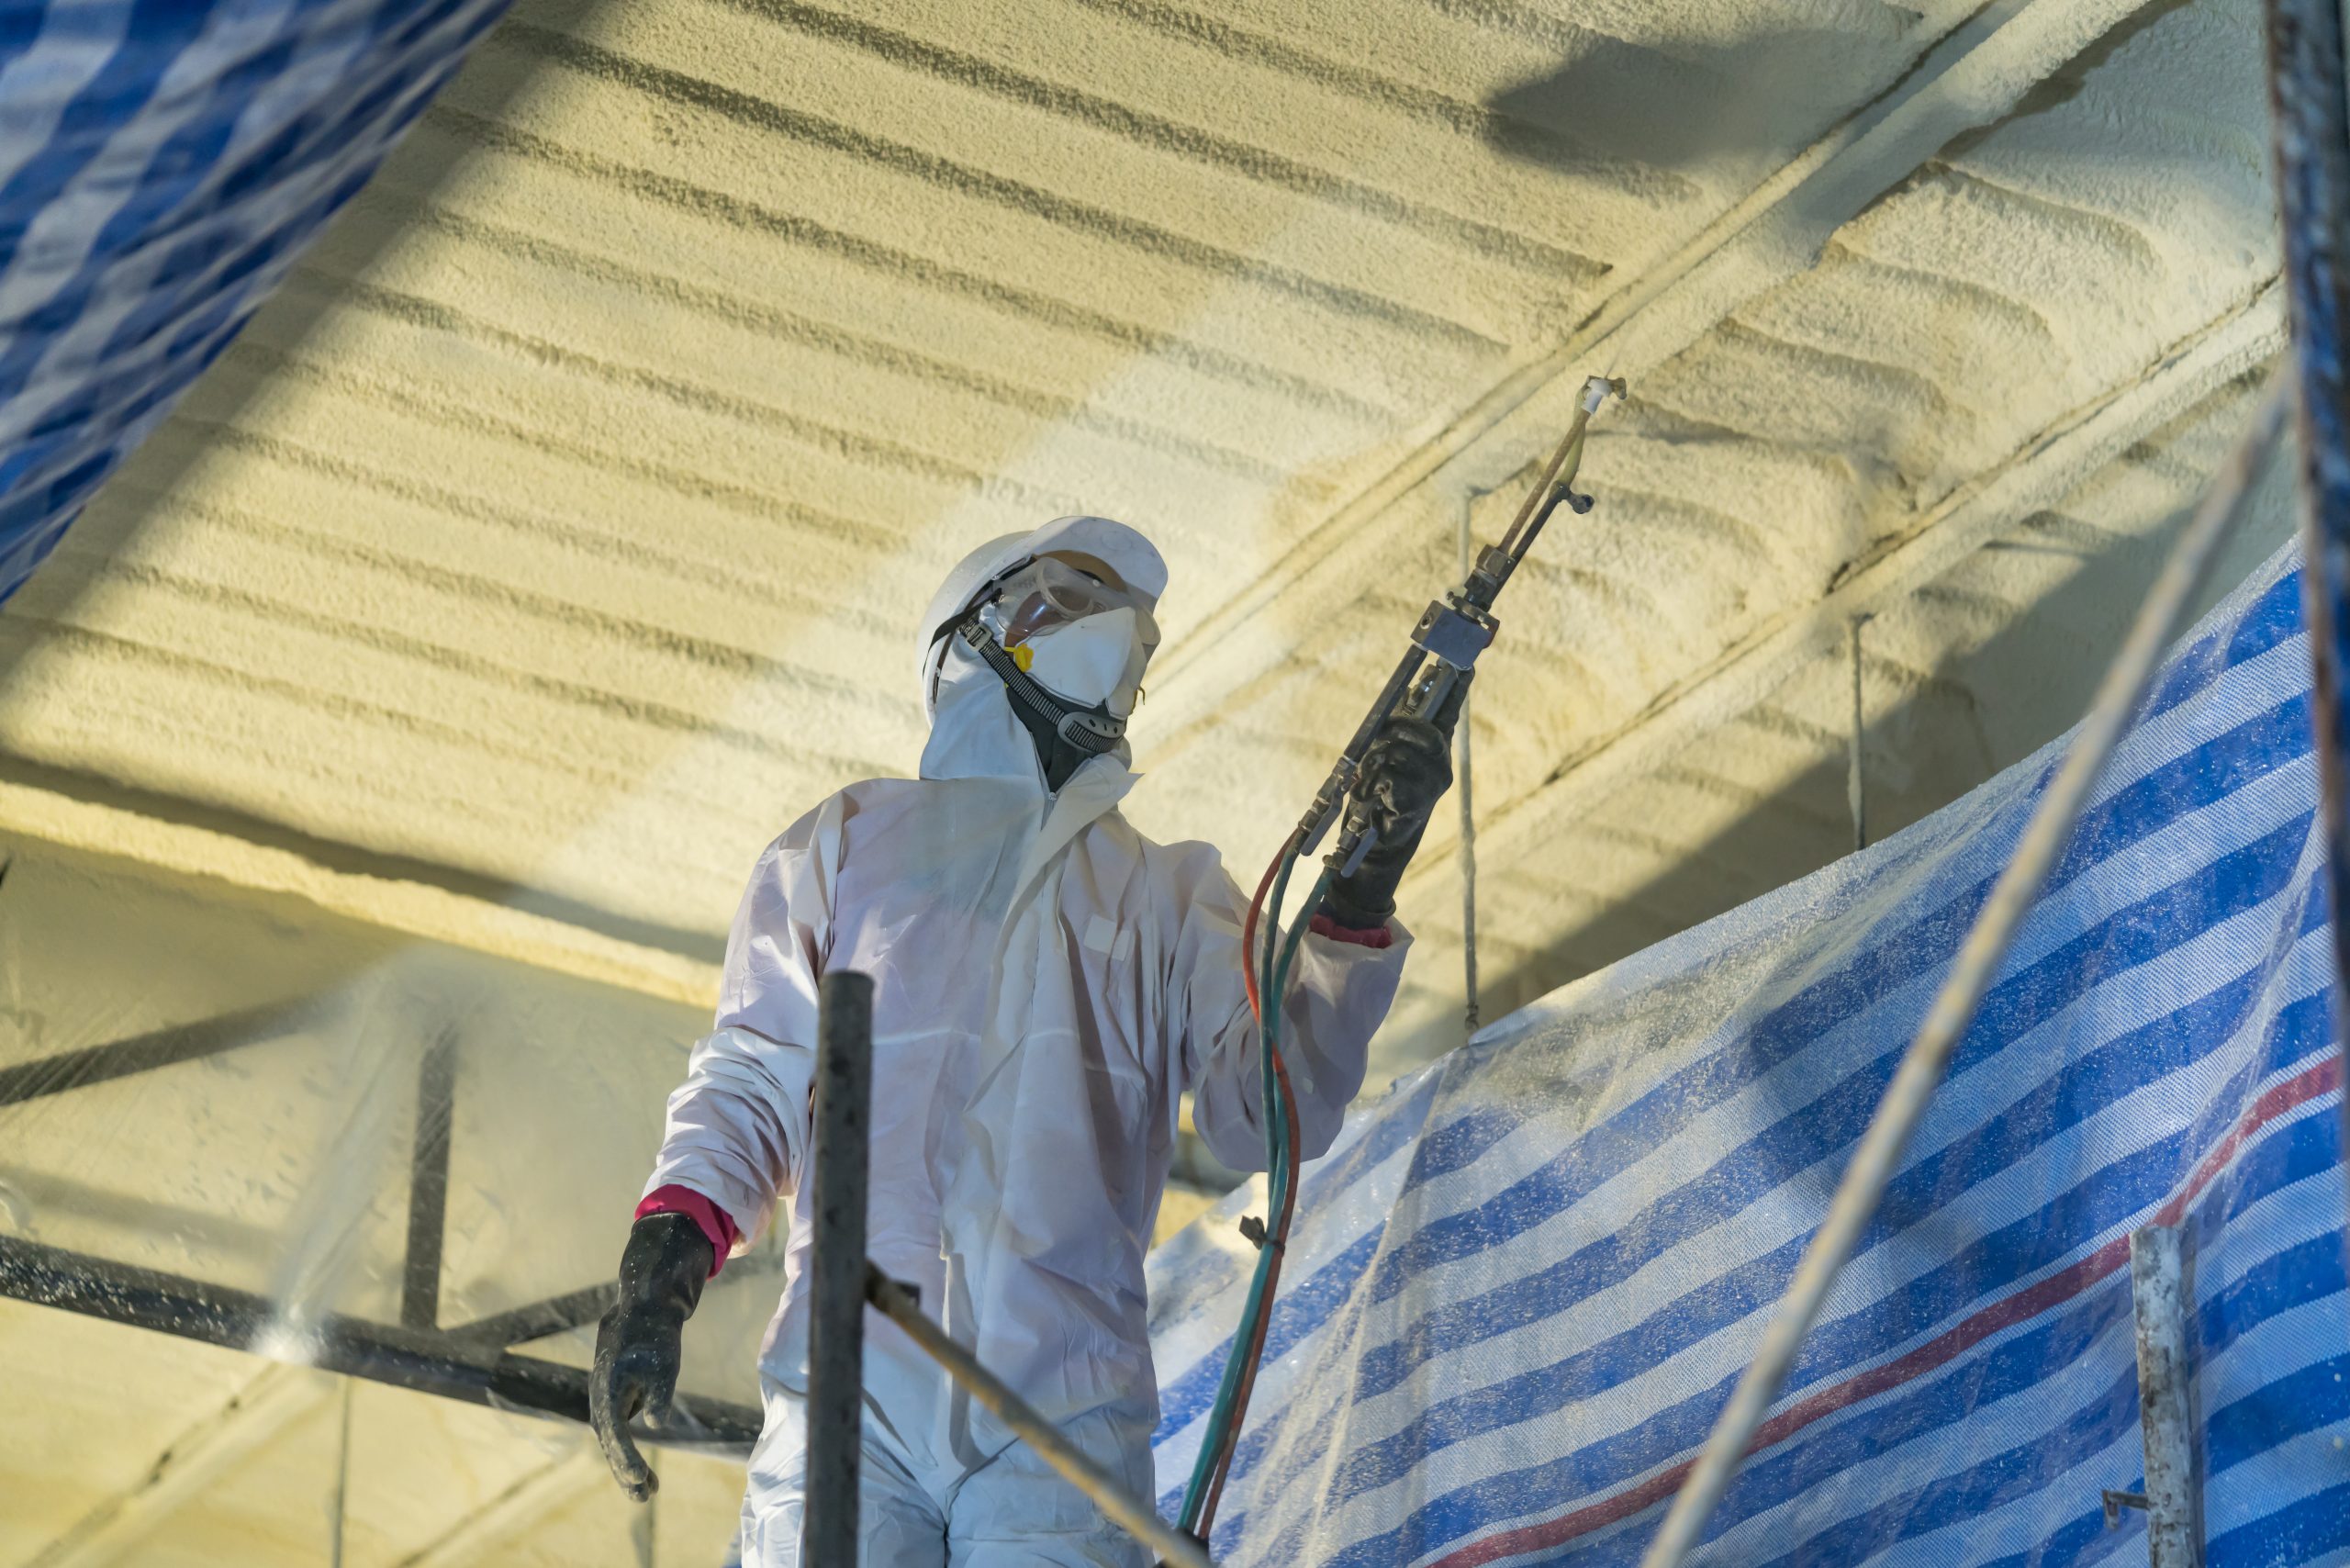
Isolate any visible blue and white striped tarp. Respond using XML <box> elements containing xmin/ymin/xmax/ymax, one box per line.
<box><xmin>1148</xmin><ymin>543</ymin><xmax>2350</xmax><ymax>1568</ymax></box>
<box><xmin>0</xmin><ymin>0</ymin><xmax>509</xmax><ymax>604</ymax></box>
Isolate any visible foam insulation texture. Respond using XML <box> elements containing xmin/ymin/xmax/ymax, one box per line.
<box><xmin>0</xmin><ymin>0</ymin><xmax>2300</xmax><ymax>1178</ymax></box>
<box><xmin>7</xmin><ymin>0</ymin><xmax>2009</xmax><ymax>958</ymax></box>
<box><xmin>0</xmin><ymin>0</ymin><xmax>2312</xmax><ymax>1556</ymax></box>
<box><xmin>1127</xmin><ymin>0</ymin><xmax>2289</xmax><ymax>1079</ymax></box>
<box><xmin>1378</xmin><ymin>367</ymin><xmax>2300</xmax><ymax>1079</ymax></box>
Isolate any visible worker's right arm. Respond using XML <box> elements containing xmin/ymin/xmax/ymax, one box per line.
<box><xmin>593</xmin><ymin>799</ymin><xmax>839</xmax><ymax>1499</ymax></box>
<box><xmin>641</xmin><ymin>796</ymin><xmax>843</xmax><ymax>1260</ymax></box>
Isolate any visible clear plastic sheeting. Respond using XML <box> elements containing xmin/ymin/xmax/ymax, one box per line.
<box><xmin>1147</xmin><ymin>543</ymin><xmax>2350</xmax><ymax>1568</ymax></box>
<box><xmin>0</xmin><ymin>837</ymin><xmax>771</xmax><ymax>1565</ymax></box>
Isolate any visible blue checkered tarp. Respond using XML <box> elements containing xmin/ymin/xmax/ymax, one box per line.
<box><xmin>0</xmin><ymin>0</ymin><xmax>508</xmax><ymax>604</ymax></box>
<box><xmin>1148</xmin><ymin>543</ymin><xmax>2350</xmax><ymax>1568</ymax></box>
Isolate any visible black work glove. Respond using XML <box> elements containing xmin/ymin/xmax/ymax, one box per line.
<box><xmin>1320</xmin><ymin>677</ymin><xmax>1467</xmax><ymax>931</ymax></box>
<box><xmin>589</xmin><ymin>1212</ymin><xmax>715</xmax><ymax>1501</ymax></box>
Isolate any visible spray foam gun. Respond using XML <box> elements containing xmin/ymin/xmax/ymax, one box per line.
<box><xmin>1303</xmin><ymin>373</ymin><xmax>1628</xmax><ymax>875</ymax></box>
<box><xmin>1175</xmin><ymin>374</ymin><xmax>1627</xmax><ymax>1546</ymax></box>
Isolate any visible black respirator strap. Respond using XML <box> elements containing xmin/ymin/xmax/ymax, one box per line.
<box><xmin>924</xmin><ymin>555</ymin><xmax>1032</xmax><ymax>668</ymax></box>
<box><xmin>956</xmin><ymin>617</ymin><xmax>1125</xmax><ymax>756</ymax></box>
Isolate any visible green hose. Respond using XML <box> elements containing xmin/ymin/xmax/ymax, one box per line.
<box><xmin>1175</xmin><ymin>852</ymin><xmax>1294</xmax><ymax>1531</ymax></box>
<box><xmin>1175</xmin><ymin>859</ymin><xmax>1333</xmax><ymax>1537</ymax></box>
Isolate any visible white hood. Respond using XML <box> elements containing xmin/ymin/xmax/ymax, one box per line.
<box><xmin>915</xmin><ymin>515</ymin><xmax>1167</xmax><ymax>787</ymax></box>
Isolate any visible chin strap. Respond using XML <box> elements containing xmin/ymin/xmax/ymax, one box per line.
<box><xmin>956</xmin><ymin>616</ymin><xmax>1126</xmax><ymax>770</ymax></box>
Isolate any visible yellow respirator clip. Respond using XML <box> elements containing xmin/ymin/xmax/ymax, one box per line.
<box><xmin>1012</xmin><ymin>644</ymin><xmax>1035</xmax><ymax>672</ymax></box>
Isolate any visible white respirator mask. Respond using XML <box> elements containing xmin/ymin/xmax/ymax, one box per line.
<box><xmin>1016</xmin><ymin>606</ymin><xmax>1149</xmax><ymax>719</ymax></box>
<box><xmin>944</xmin><ymin>556</ymin><xmax>1159</xmax><ymax>790</ymax></box>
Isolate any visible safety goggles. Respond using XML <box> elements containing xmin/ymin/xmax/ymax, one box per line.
<box><xmin>988</xmin><ymin>556</ymin><xmax>1160</xmax><ymax>650</ymax></box>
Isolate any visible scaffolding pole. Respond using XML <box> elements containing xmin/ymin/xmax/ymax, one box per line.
<box><xmin>1458</xmin><ymin>488</ymin><xmax>1482</xmax><ymax>1039</ymax></box>
<box><xmin>402</xmin><ymin>1035</ymin><xmax>456</xmax><ymax>1332</ymax></box>
<box><xmin>2129</xmin><ymin>1225</ymin><xmax>2206</xmax><ymax>1568</ymax></box>
<box><xmin>792</xmin><ymin>964</ymin><xmax>1211</xmax><ymax>1567</ymax></box>
<box><xmin>2263</xmin><ymin>0</ymin><xmax>2350</xmax><ymax>1235</ymax></box>
<box><xmin>0</xmin><ymin>1234</ymin><xmax>762</xmax><ymax>1447</ymax></box>
<box><xmin>803</xmin><ymin>970</ymin><xmax>875</xmax><ymax>1566</ymax></box>
<box><xmin>1633</xmin><ymin>379</ymin><xmax>2283</xmax><ymax>1568</ymax></box>
<box><xmin>1849</xmin><ymin>615</ymin><xmax>1873</xmax><ymax>853</ymax></box>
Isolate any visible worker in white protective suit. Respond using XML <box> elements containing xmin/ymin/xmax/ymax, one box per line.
<box><xmin>586</xmin><ymin>515</ymin><xmax>1460</xmax><ymax>1565</ymax></box>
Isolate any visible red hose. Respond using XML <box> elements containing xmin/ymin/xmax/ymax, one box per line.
<box><xmin>1198</xmin><ymin>1047</ymin><xmax>1302</xmax><ymax>1533</ymax></box>
<box><xmin>1240</xmin><ymin>848</ymin><xmax>1281</xmax><ymax>1017</ymax></box>
<box><xmin>1195</xmin><ymin>836</ymin><xmax>1310</xmax><ymax>1537</ymax></box>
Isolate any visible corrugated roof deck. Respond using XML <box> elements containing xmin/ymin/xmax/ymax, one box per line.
<box><xmin>0</xmin><ymin>0</ymin><xmax>2314</xmax><ymax>1562</ymax></box>
<box><xmin>3</xmin><ymin>0</ymin><xmax>2031</xmax><ymax>953</ymax></box>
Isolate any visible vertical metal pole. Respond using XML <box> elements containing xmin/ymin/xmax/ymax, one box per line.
<box><xmin>1848</xmin><ymin>615</ymin><xmax>1873</xmax><ymax>853</ymax></box>
<box><xmin>2130</xmin><ymin>1226</ymin><xmax>2205</xmax><ymax>1568</ymax></box>
<box><xmin>803</xmin><ymin>969</ymin><xmax>875</xmax><ymax>1566</ymax></box>
<box><xmin>401</xmin><ymin>1035</ymin><xmax>455</xmax><ymax>1331</ymax></box>
<box><xmin>328</xmin><ymin>1376</ymin><xmax>353</xmax><ymax>1568</ymax></box>
<box><xmin>2264</xmin><ymin>0</ymin><xmax>2350</xmax><ymax>1233</ymax></box>
<box><xmin>1457</xmin><ymin>490</ymin><xmax>1481</xmax><ymax>1040</ymax></box>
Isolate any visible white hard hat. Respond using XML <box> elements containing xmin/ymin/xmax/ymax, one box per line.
<box><xmin>916</xmin><ymin>516</ymin><xmax>1168</xmax><ymax>716</ymax></box>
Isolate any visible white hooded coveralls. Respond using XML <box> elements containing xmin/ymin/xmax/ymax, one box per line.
<box><xmin>641</xmin><ymin>518</ymin><xmax>1411</xmax><ymax>1564</ymax></box>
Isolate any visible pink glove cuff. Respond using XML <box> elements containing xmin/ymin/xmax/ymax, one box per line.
<box><xmin>636</xmin><ymin>1185</ymin><xmax>739</xmax><ymax>1279</ymax></box>
<box><xmin>1311</xmin><ymin>912</ymin><xmax>1394</xmax><ymax>949</ymax></box>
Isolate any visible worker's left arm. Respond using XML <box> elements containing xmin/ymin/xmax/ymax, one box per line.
<box><xmin>1175</xmin><ymin>699</ymin><xmax>1459</xmax><ymax>1169</ymax></box>
<box><xmin>1173</xmin><ymin>857</ymin><xmax>1413</xmax><ymax>1170</ymax></box>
